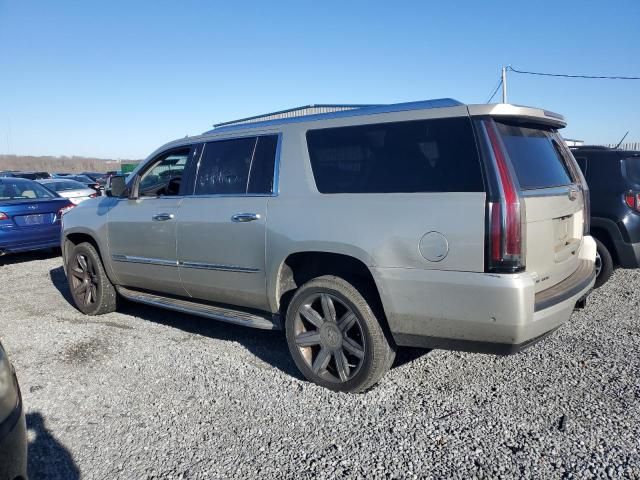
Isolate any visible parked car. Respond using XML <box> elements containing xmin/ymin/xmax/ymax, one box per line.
<box><xmin>63</xmin><ymin>175</ymin><xmax>102</xmax><ymax>194</ymax></box>
<box><xmin>80</xmin><ymin>172</ymin><xmax>103</xmax><ymax>181</ymax></box>
<box><xmin>61</xmin><ymin>100</ymin><xmax>596</xmax><ymax>392</ymax></box>
<box><xmin>571</xmin><ymin>145</ymin><xmax>640</xmax><ymax>287</ymax></box>
<box><xmin>38</xmin><ymin>178</ymin><xmax>98</xmax><ymax>205</ymax></box>
<box><xmin>11</xmin><ymin>171</ymin><xmax>52</xmax><ymax>180</ymax></box>
<box><xmin>0</xmin><ymin>340</ymin><xmax>27</xmax><ymax>480</ymax></box>
<box><xmin>0</xmin><ymin>177</ymin><xmax>74</xmax><ymax>256</ymax></box>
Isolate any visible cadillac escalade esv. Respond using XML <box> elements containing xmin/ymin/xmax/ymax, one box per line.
<box><xmin>61</xmin><ymin>99</ymin><xmax>596</xmax><ymax>392</ymax></box>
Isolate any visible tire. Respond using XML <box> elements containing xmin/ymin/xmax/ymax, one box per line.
<box><xmin>285</xmin><ymin>275</ymin><xmax>395</xmax><ymax>393</ymax></box>
<box><xmin>593</xmin><ymin>237</ymin><xmax>614</xmax><ymax>289</ymax></box>
<box><xmin>66</xmin><ymin>242</ymin><xmax>117</xmax><ymax>315</ymax></box>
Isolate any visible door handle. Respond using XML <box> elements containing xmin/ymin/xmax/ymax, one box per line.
<box><xmin>231</xmin><ymin>213</ymin><xmax>261</xmax><ymax>223</ymax></box>
<box><xmin>152</xmin><ymin>213</ymin><xmax>175</xmax><ymax>221</ymax></box>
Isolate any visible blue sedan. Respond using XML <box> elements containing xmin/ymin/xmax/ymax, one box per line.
<box><xmin>0</xmin><ymin>177</ymin><xmax>74</xmax><ymax>255</ymax></box>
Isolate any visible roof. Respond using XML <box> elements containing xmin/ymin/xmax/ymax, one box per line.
<box><xmin>205</xmin><ymin>98</ymin><xmax>464</xmax><ymax>134</ymax></box>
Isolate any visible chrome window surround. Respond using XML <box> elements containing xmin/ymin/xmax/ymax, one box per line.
<box><xmin>111</xmin><ymin>254</ymin><xmax>260</xmax><ymax>273</ymax></box>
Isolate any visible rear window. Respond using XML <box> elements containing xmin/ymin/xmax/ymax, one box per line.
<box><xmin>495</xmin><ymin>122</ymin><xmax>573</xmax><ymax>190</ymax></box>
<box><xmin>0</xmin><ymin>180</ymin><xmax>57</xmax><ymax>200</ymax></box>
<box><xmin>623</xmin><ymin>157</ymin><xmax>640</xmax><ymax>184</ymax></box>
<box><xmin>45</xmin><ymin>180</ymin><xmax>86</xmax><ymax>192</ymax></box>
<box><xmin>306</xmin><ymin>117</ymin><xmax>484</xmax><ymax>193</ymax></box>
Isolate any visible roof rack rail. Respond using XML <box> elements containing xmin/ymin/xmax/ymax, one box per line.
<box><xmin>205</xmin><ymin>98</ymin><xmax>463</xmax><ymax>134</ymax></box>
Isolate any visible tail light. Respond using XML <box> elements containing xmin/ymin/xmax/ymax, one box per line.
<box><xmin>89</xmin><ymin>193</ymin><xmax>98</xmax><ymax>198</ymax></box>
<box><xmin>625</xmin><ymin>191</ymin><xmax>640</xmax><ymax>211</ymax></box>
<box><xmin>482</xmin><ymin>119</ymin><xmax>525</xmax><ymax>273</ymax></box>
<box><xmin>57</xmin><ymin>203</ymin><xmax>75</xmax><ymax>220</ymax></box>
<box><xmin>0</xmin><ymin>212</ymin><xmax>8</xmax><ymax>221</ymax></box>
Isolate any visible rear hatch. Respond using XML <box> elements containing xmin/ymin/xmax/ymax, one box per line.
<box><xmin>494</xmin><ymin>121</ymin><xmax>585</xmax><ymax>292</ymax></box>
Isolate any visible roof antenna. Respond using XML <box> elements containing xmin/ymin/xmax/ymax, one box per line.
<box><xmin>614</xmin><ymin>131</ymin><xmax>629</xmax><ymax>149</ymax></box>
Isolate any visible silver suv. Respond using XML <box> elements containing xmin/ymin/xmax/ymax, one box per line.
<box><xmin>61</xmin><ymin>99</ymin><xmax>596</xmax><ymax>392</ymax></box>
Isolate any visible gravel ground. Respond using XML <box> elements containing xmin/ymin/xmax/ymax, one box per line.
<box><xmin>0</xmin><ymin>251</ymin><xmax>639</xmax><ymax>479</ymax></box>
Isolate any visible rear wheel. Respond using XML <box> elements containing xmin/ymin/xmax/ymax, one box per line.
<box><xmin>593</xmin><ymin>237</ymin><xmax>613</xmax><ymax>289</ymax></box>
<box><xmin>66</xmin><ymin>242</ymin><xmax>117</xmax><ymax>315</ymax></box>
<box><xmin>285</xmin><ymin>275</ymin><xmax>395</xmax><ymax>393</ymax></box>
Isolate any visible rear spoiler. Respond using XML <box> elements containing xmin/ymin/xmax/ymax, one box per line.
<box><xmin>467</xmin><ymin>104</ymin><xmax>567</xmax><ymax>129</ymax></box>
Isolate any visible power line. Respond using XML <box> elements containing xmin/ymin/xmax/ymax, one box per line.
<box><xmin>485</xmin><ymin>77</ymin><xmax>503</xmax><ymax>103</ymax></box>
<box><xmin>507</xmin><ymin>65</ymin><xmax>640</xmax><ymax>80</ymax></box>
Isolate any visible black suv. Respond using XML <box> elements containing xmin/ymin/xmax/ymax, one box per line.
<box><xmin>571</xmin><ymin>146</ymin><xmax>640</xmax><ymax>287</ymax></box>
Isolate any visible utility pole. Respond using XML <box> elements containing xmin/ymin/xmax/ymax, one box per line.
<box><xmin>501</xmin><ymin>66</ymin><xmax>508</xmax><ymax>104</ymax></box>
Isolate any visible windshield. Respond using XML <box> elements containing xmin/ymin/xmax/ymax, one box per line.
<box><xmin>623</xmin><ymin>156</ymin><xmax>640</xmax><ymax>184</ymax></box>
<box><xmin>495</xmin><ymin>121</ymin><xmax>573</xmax><ymax>190</ymax></box>
<box><xmin>0</xmin><ymin>180</ymin><xmax>57</xmax><ymax>200</ymax></box>
<box><xmin>44</xmin><ymin>180</ymin><xmax>87</xmax><ymax>192</ymax></box>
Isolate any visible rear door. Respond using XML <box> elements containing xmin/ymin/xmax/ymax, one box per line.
<box><xmin>176</xmin><ymin>134</ymin><xmax>279</xmax><ymax>311</ymax></box>
<box><xmin>494</xmin><ymin>121</ymin><xmax>584</xmax><ymax>292</ymax></box>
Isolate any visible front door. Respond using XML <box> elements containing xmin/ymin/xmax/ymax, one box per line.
<box><xmin>177</xmin><ymin>134</ymin><xmax>279</xmax><ymax>311</ymax></box>
<box><xmin>108</xmin><ymin>146</ymin><xmax>196</xmax><ymax>295</ymax></box>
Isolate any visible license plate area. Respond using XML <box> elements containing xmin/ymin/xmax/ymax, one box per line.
<box><xmin>23</xmin><ymin>214</ymin><xmax>47</xmax><ymax>226</ymax></box>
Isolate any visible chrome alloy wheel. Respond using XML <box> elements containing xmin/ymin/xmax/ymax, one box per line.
<box><xmin>293</xmin><ymin>293</ymin><xmax>366</xmax><ymax>383</ymax></box>
<box><xmin>595</xmin><ymin>250</ymin><xmax>602</xmax><ymax>278</ymax></box>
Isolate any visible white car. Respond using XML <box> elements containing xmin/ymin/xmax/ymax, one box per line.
<box><xmin>38</xmin><ymin>179</ymin><xmax>97</xmax><ymax>204</ymax></box>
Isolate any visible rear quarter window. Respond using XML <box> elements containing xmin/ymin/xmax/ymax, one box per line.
<box><xmin>623</xmin><ymin>157</ymin><xmax>640</xmax><ymax>184</ymax></box>
<box><xmin>495</xmin><ymin>122</ymin><xmax>573</xmax><ymax>190</ymax></box>
<box><xmin>306</xmin><ymin>117</ymin><xmax>484</xmax><ymax>193</ymax></box>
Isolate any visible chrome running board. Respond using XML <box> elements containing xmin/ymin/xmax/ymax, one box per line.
<box><xmin>116</xmin><ymin>286</ymin><xmax>281</xmax><ymax>330</ymax></box>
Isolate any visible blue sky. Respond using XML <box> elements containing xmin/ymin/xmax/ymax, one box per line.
<box><xmin>1</xmin><ymin>0</ymin><xmax>638</xmax><ymax>159</ymax></box>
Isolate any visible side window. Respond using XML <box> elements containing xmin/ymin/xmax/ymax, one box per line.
<box><xmin>248</xmin><ymin>135</ymin><xmax>278</xmax><ymax>194</ymax></box>
<box><xmin>306</xmin><ymin>117</ymin><xmax>484</xmax><ymax>193</ymax></box>
<box><xmin>139</xmin><ymin>148</ymin><xmax>190</xmax><ymax>197</ymax></box>
<box><xmin>194</xmin><ymin>135</ymin><xmax>279</xmax><ymax>195</ymax></box>
<box><xmin>575</xmin><ymin>156</ymin><xmax>588</xmax><ymax>176</ymax></box>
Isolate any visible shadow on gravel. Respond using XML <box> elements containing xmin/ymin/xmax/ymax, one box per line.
<box><xmin>27</xmin><ymin>412</ymin><xmax>80</xmax><ymax>480</ymax></box>
<box><xmin>0</xmin><ymin>248</ymin><xmax>60</xmax><ymax>266</ymax></box>
<box><xmin>49</xmin><ymin>266</ymin><xmax>432</xmax><ymax>381</ymax></box>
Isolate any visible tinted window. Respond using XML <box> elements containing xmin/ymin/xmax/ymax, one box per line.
<box><xmin>306</xmin><ymin>117</ymin><xmax>484</xmax><ymax>193</ymax></box>
<box><xmin>495</xmin><ymin>122</ymin><xmax>573</xmax><ymax>190</ymax></box>
<box><xmin>623</xmin><ymin>157</ymin><xmax>640</xmax><ymax>184</ymax></box>
<box><xmin>247</xmin><ymin>135</ymin><xmax>278</xmax><ymax>194</ymax></box>
<box><xmin>195</xmin><ymin>135</ymin><xmax>278</xmax><ymax>195</ymax></box>
<box><xmin>0</xmin><ymin>180</ymin><xmax>57</xmax><ymax>200</ymax></box>
<box><xmin>575</xmin><ymin>156</ymin><xmax>588</xmax><ymax>176</ymax></box>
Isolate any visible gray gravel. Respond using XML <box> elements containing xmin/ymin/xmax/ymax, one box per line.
<box><xmin>1</xmin><ymin>251</ymin><xmax>639</xmax><ymax>479</ymax></box>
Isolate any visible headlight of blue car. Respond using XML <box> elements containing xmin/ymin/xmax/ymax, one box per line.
<box><xmin>0</xmin><ymin>342</ymin><xmax>18</xmax><ymax>422</ymax></box>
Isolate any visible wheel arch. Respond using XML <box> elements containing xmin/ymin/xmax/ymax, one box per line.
<box><xmin>63</xmin><ymin>229</ymin><xmax>119</xmax><ymax>284</ymax></box>
<box><xmin>271</xmin><ymin>250</ymin><xmax>391</xmax><ymax>336</ymax></box>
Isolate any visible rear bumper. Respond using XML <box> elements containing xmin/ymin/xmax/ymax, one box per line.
<box><xmin>0</xmin><ymin>237</ymin><xmax>60</xmax><ymax>254</ymax></box>
<box><xmin>374</xmin><ymin>236</ymin><xmax>596</xmax><ymax>354</ymax></box>
<box><xmin>0</xmin><ymin>225</ymin><xmax>61</xmax><ymax>254</ymax></box>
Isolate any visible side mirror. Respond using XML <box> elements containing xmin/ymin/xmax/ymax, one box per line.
<box><xmin>106</xmin><ymin>175</ymin><xmax>127</xmax><ymax>198</ymax></box>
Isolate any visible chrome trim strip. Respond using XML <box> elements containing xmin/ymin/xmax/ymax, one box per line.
<box><xmin>178</xmin><ymin>261</ymin><xmax>260</xmax><ymax>273</ymax></box>
<box><xmin>520</xmin><ymin>185</ymin><xmax>577</xmax><ymax>198</ymax></box>
<box><xmin>111</xmin><ymin>254</ymin><xmax>178</xmax><ymax>267</ymax></box>
<box><xmin>204</xmin><ymin>99</ymin><xmax>463</xmax><ymax>134</ymax></box>
<box><xmin>111</xmin><ymin>255</ymin><xmax>260</xmax><ymax>273</ymax></box>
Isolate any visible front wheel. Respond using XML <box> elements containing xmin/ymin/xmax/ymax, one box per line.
<box><xmin>66</xmin><ymin>242</ymin><xmax>117</xmax><ymax>315</ymax></box>
<box><xmin>285</xmin><ymin>275</ymin><xmax>395</xmax><ymax>393</ymax></box>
